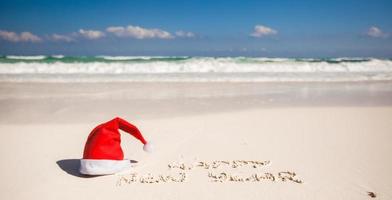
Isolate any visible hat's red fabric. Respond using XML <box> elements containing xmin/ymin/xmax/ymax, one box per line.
<box><xmin>83</xmin><ymin>117</ymin><xmax>147</xmax><ymax>160</ymax></box>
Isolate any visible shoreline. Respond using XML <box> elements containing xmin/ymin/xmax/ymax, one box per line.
<box><xmin>1</xmin><ymin>81</ymin><xmax>392</xmax><ymax>124</ymax></box>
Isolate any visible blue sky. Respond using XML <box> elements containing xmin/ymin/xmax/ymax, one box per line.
<box><xmin>0</xmin><ymin>0</ymin><xmax>391</xmax><ymax>57</ymax></box>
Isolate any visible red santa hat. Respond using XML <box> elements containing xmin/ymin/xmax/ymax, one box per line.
<box><xmin>79</xmin><ymin>117</ymin><xmax>152</xmax><ymax>175</ymax></box>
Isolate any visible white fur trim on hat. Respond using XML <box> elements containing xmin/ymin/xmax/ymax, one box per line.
<box><xmin>143</xmin><ymin>142</ymin><xmax>153</xmax><ymax>153</ymax></box>
<box><xmin>79</xmin><ymin>159</ymin><xmax>132</xmax><ymax>175</ymax></box>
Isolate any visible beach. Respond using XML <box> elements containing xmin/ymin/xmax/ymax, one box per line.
<box><xmin>1</xmin><ymin>0</ymin><xmax>392</xmax><ymax>198</ymax></box>
<box><xmin>0</xmin><ymin>81</ymin><xmax>392</xmax><ymax>199</ymax></box>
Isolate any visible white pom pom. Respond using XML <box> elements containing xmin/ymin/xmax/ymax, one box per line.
<box><xmin>143</xmin><ymin>142</ymin><xmax>153</xmax><ymax>153</ymax></box>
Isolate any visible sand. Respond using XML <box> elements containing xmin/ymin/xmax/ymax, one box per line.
<box><xmin>0</xmin><ymin>82</ymin><xmax>392</xmax><ymax>199</ymax></box>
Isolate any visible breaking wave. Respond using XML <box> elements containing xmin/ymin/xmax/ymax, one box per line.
<box><xmin>6</xmin><ymin>55</ymin><xmax>47</xmax><ymax>60</ymax></box>
<box><xmin>0</xmin><ymin>56</ymin><xmax>391</xmax><ymax>82</ymax></box>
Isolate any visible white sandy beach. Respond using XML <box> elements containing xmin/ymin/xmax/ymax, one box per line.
<box><xmin>0</xmin><ymin>82</ymin><xmax>392</xmax><ymax>199</ymax></box>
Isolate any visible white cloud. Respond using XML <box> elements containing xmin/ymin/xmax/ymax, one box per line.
<box><xmin>0</xmin><ymin>30</ymin><xmax>19</xmax><ymax>42</ymax></box>
<box><xmin>0</xmin><ymin>30</ymin><xmax>42</xmax><ymax>42</ymax></box>
<box><xmin>367</xmin><ymin>26</ymin><xmax>388</xmax><ymax>38</ymax></box>
<box><xmin>250</xmin><ymin>25</ymin><xmax>277</xmax><ymax>38</ymax></box>
<box><xmin>175</xmin><ymin>31</ymin><xmax>195</xmax><ymax>38</ymax></box>
<box><xmin>19</xmin><ymin>32</ymin><xmax>42</xmax><ymax>42</ymax></box>
<box><xmin>106</xmin><ymin>25</ymin><xmax>173</xmax><ymax>39</ymax></box>
<box><xmin>79</xmin><ymin>29</ymin><xmax>105</xmax><ymax>40</ymax></box>
<box><xmin>51</xmin><ymin>34</ymin><xmax>75</xmax><ymax>42</ymax></box>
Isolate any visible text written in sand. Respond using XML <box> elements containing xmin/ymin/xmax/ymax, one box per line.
<box><xmin>117</xmin><ymin>160</ymin><xmax>303</xmax><ymax>185</ymax></box>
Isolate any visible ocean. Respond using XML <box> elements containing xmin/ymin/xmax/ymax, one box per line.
<box><xmin>1</xmin><ymin>55</ymin><xmax>392</xmax><ymax>82</ymax></box>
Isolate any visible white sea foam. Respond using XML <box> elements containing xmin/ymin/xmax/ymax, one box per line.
<box><xmin>6</xmin><ymin>55</ymin><xmax>47</xmax><ymax>60</ymax></box>
<box><xmin>51</xmin><ymin>55</ymin><xmax>64</xmax><ymax>59</ymax></box>
<box><xmin>98</xmin><ymin>56</ymin><xmax>146</xmax><ymax>60</ymax></box>
<box><xmin>97</xmin><ymin>56</ymin><xmax>187</xmax><ymax>60</ymax></box>
<box><xmin>0</xmin><ymin>57</ymin><xmax>391</xmax><ymax>82</ymax></box>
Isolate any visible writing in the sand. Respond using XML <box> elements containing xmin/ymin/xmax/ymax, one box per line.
<box><xmin>117</xmin><ymin>160</ymin><xmax>303</xmax><ymax>185</ymax></box>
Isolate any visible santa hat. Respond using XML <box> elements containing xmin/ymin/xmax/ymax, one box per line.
<box><xmin>79</xmin><ymin>117</ymin><xmax>152</xmax><ymax>175</ymax></box>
